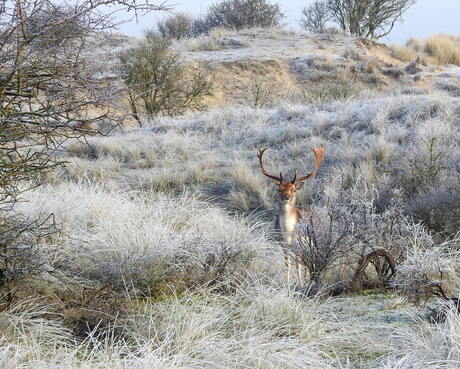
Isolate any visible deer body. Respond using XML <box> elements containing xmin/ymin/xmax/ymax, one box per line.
<box><xmin>257</xmin><ymin>146</ymin><xmax>325</xmax><ymax>287</ymax></box>
<box><xmin>276</xmin><ymin>198</ymin><xmax>305</xmax><ymax>286</ymax></box>
<box><xmin>277</xmin><ymin>201</ymin><xmax>300</xmax><ymax>245</ymax></box>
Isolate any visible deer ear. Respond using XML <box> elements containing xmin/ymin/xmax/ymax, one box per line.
<box><xmin>295</xmin><ymin>182</ymin><xmax>304</xmax><ymax>190</ymax></box>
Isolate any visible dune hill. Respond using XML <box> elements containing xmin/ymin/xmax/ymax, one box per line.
<box><xmin>96</xmin><ymin>28</ymin><xmax>460</xmax><ymax>109</ymax></box>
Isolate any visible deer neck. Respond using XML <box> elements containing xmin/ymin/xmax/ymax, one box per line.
<box><xmin>279</xmin><ymin>199</ymin><xmax>298</xmax><ymax>218</ymax></box>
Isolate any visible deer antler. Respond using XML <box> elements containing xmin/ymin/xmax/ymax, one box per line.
<box><xmin>291</xmin><ymin>145</ymin><xmax>325</xmax><ymax>183</ymax></box>
<box><xmin>257</xmin><ymin>148</ymin><xmax>283</xmax><ymax>182</ymax></box>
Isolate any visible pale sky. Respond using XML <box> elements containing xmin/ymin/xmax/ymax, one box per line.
<box><xmin>117</xmin><ymin>0</ymin><xmax>460</xmax><ymax>44</ymax></box>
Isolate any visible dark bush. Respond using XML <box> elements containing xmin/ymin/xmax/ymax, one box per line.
<box><xmin>327</xmin><ymin>0</ymin><xmax>415</xmax><ymax>39</ymax></box>
<box><xmin>205</xmin><ymin>0</ymin><xmax>284</xmax><ymax>30</ymax></box>
<box><xmin>157</xmin><ymin>13</ymin><xmax>194</xmax><ymax>39</ymax></box>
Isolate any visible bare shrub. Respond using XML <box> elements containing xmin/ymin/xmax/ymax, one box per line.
<box><xmin>300</xmin><ymin>1</ymin><xmax>331</xmax><ymax>33</ymax></box>
<box><xmin>327</xmin><ymin>0</ymin><xmax>415</xmax><ymax>39</ymax></box>
<box><xmin>190</xmin><ymin>17</ymin><xmax>213</xmax><ymax>36</ymax></box>
<box><xmin>117</xmin><ymin>35</ymin><xmax>212</xmax><ymax>124</ymax></box>
<box><xmin>157</xmin><ymin>13</ymin><xmax>194</xmax><ymax>40</ymax></box>
<box><xmin>296</xmin><ymin>216</ymin><xmax>348</xmax><ymax>287</ymax></box>
<box><xmin>25</xmin><ymin>4</ymin><xmax>85</xmax><ymax>47</ymax></box>
<box><xmin>205</xmin><ymin>0</ymin><xmax>284</xmax><ymax>30</ymax></box>
<box><xmin>407</xmin><ymin>186</ymin><xmax>460</xmax><ymax>235</ymax></box>
<box><xmin>295</xmin><ymin>185</ymin><xmax>412</xmax><ymax>290</ymax></box>
<box><xmin>0</xmin><ymin>215</ymin><xmax>57</xmax><ymax>304</ymax></box>
<box><xmin>245</xmin><ymin>77</ymin><xmax>282</xmax><ymax>108</ymax></box>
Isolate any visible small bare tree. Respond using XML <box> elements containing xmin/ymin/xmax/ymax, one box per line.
<box><xmin>205</xmin><ymin>0</ymin><xmax>284</xmax><ymax>30</ymax></box>
<box><xmin>0</xmin><ymin>0</ymin><xmax>169</xmax><ymax>205</ymax></box>
<box><xmin>118</xmin><ymin>34</ymin><xmax>212</xmax><ymax>124</ymax></box>
<box><xmin>327</xmin><ymin>0</ymin><xmax>415</xmax><ymax>39</ymax></box>
<box><xmin>245</xmin><ymin>77</ymin><xmax>280</xmax><ymax>108</ymax></box>
<box><xmin>300</xmin><ymin>0</ymin><xmax>331</xmax><ymax>33</ymax></box>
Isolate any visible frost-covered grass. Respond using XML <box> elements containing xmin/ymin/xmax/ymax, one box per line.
<box><xmin>17</xmin><ymin>182</ymin><xmax>274</xmax><ymax>294</ymax></box>
<box><xmin>5</xmin><ymin>89</ymin><xmax>460</xmax><ymax>368</ymax></box>
<box><xmin>381</xmin><ymin>309</ymin><xmax>460</xmax><ymax>369</ymax></box>
<box><xmin>0</xmin><ymin>289</ymin><xmax>342</xmax><ymax>369</ymax></box>
<box><xmin>61</xmin><ymin>92</ymin><xmax>460</xmax><ymax>232</ymax></box>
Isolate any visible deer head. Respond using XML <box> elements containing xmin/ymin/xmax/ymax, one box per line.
<box><xmin>257</xmin><ymin>146</ymin><xmax>325</xmax><ymax>203</ymax></box>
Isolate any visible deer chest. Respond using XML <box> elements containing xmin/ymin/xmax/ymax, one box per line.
<box><xmin>278</xmin><ymin>213</ymin><xmax>298</xmax><ymax>243</ymax></box>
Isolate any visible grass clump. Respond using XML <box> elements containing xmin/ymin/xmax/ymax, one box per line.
<box><xmin>302</xmin><ymin>78</ymin><xmax>360</xmax><ymax>104</ymax></box>
<box><xmin>392</xmin><ymin>33</ymin><xmax>460</xmax><ymax>66</ymax></box>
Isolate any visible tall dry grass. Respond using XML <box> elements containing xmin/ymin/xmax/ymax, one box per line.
<box><xmin>392</xmin><ymin>33</ymin><xmax>460</xmax><ymax>66</ymax></box>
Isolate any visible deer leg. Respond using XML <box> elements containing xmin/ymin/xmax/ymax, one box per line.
<box><xmin>295</xmin><ymin>253</ymin><xmax>303</xmax><ymax>287</ymax></box>
<box><xmin>284</xmin><ymin>249</ymin><xmax>291</xmax><ymax>286</ymax></box>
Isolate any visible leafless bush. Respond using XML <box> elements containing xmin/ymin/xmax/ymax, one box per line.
<box><xmin>296</xmin><ymin>209</ymin><xmax>352</xmax><ymax>285</ymax></box>
<box><xmin>407</xmin><ymin>187</ymin><xmax>460</xmax><ymax>235</ymax></box>
<box><xmin>205</xmin><ymin>0</ymin><xmax>284</xmax><ymax>30</ymax></box>
<box><xmin>157</xmin><ymin>13</ymin><xmax>194</xmax><ymax>39</ymax></box>
<box><xmin>0</xmin><ymin>214</ymin><xmax>57</xmax><ymax>304</ymax></box>
<box><xmin>327</xmin><ymin>0</ymin><xmax>416</xmax><ymax>39</ymax></box>
<box><xmin>300</xmin><ymin>1</ymin><xmax>331</xmax><ymax>33</ymax></box>
<box><xmin>118</xmin><ymin>34</ymin><xmax>212</xmax><ymax>124</ymax></box>
<box><xmin>295</xmin><ymin>187</ymin><xmax>412</xmax><ymax>290</ymax></box>
<box><xmin>245</xmin><ymin>77</ymin><xmax>281</xmax><ymax>108</ymax></box>
<box><xmin>25</xmin><ymin>3</ymin><xmax>86</xmax><ymax>47</ymax></box>
<box><xmin>189</xmin><ymin>17</ymin><xmax>212</xmax><ymax>36</ymax></box>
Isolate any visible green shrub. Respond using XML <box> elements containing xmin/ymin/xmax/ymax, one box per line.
<box><xmin>118</xmin><ymin>35</ymin><xmax>212</xmax><ymax>124</ymax></box>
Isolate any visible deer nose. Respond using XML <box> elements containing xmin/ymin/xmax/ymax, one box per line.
<box><xmin>283</xmin><ymin>194</ymin><xmax>291</xmax><ymax>201</ymax></box>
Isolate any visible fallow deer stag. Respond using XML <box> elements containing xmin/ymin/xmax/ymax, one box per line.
<box><xmin>257</xmin><ymin>146</ymin><xmax>325</xmax><ymax>287</ymax></box>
